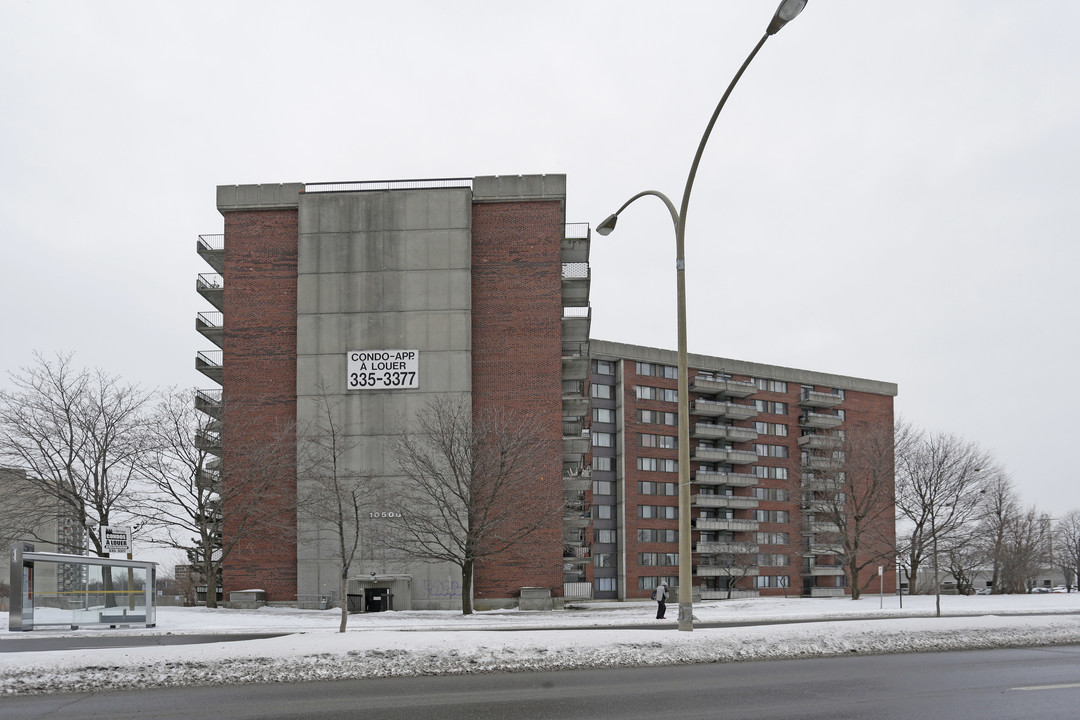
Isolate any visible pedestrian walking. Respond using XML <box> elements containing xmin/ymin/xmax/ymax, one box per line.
<box><xmin>654</xmin><ymin>581</ymin><xmax>668</xmax><ymax>619</ymax></box>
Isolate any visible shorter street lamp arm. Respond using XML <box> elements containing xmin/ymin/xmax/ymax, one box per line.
<box><xmin>595</xmin><ymin>190</ymin><xmax>681</xmax><ymax>238</ymax></box>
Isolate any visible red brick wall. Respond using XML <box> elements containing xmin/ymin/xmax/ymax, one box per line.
<box><xmin>469</xmin><ymin>200</ymin><xmax>565</xmax><ymax>600</ymax></box>
<box><xmin>221</xmin><ymin>208</ymin><xmax>298</xmax><ymax>602</ymax></box>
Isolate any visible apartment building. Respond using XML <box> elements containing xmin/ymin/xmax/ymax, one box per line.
<box><xmin>195</xmin><ymin>176</ymin><xmax>590</xmax><ymax>610</ymax></box>
<box><xmin>586</xmin><ymin>341</ymin><xmax>898</xmax><ymax>600</ymax></box>
<box><xmin>193</xmin><ymin>174</ymin><xmax>897</xmax><ymax>609</ymax></box>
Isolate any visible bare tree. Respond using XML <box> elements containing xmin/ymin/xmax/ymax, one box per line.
<box><xmin>388</xmin><ymin>395</ymin><xmax>561</xmax><ymax>615</ymax></box>
<box><xmin>700</xmin><ymin>540</ymin><xmax>760</xmax><ymax>599</ymax></box>
<box><xmin>804</xmin><ymin>421</ymin><xmax>896</xmax><ymax>600</ymax></box>
<box><xmin>297</xmin><ymin>394</ymin><xmax>378</xmax><ymax>632</ymax></box>
<box><xmin>999</xmin><ymin>507</ymin><xmax>1049</xmax><ymax>593</ymax></box>
<box><xmin>895</xmin><ymin>424</ymin><xmax>991</xmax><ymax>610</ymax></box>
<box><xmin>137</xmin><ymin>388</ymin><xmax>295</xmax><ymax>608</ymax></box>
<box><xmin>1055</xmin><ymin>510</ymin><xmax>1080</xmax><ymax>592</ymax></box>
<box><xmin>0</xmin><ymin>352</ymin><xmax>153</xmax><ymax>557</ymax></box>
<box><xmin>974</xmin><ymin>467</ymin><xmax>1018</xmax><ymax>593</ymax></box>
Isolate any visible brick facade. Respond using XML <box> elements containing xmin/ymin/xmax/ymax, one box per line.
<box><xmin>221</xmin><ymin>208</ymin><xmax>299</xmax><ymax>601</ymax></box>
<box><xmin>469</xmin><ymin>200</ymin><xmax>566</xmax><ymax>599</ymax></box>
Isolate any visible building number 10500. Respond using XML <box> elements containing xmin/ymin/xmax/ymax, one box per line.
<box><xmin>349</xmin><ymin>371</ymin><xmax>417</xmax><ymax>389</ymax></box>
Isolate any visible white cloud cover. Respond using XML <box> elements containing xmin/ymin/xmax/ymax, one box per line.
<box><xmin>4</xmin><ymin>593</ymin><xmax>1080</xmax><ymax>696</ymax></box>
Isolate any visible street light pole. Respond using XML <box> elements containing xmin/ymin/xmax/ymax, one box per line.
<box><xmin>596</xmin><ymin>0</ymin><xmax>808</xmax><ymax>632</ymax></box>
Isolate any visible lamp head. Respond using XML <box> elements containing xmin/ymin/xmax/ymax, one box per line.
<box><xmin>766</xmin><ymin>0</ymin><xmax>807</xmax><ymax>35</ymax></box>
<box><xmin>596</xmin><ymin>214</ymin><xmax>618</xmax><ymax>236</ymax></box>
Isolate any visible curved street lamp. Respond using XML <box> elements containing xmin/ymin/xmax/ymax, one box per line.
<box><xmin>597</xmin><ymin>0</ymin><xmax>808</xmax><ymax>632</ymax></box>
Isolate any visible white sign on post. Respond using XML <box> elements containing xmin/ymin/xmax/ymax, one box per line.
<box><xmin>102</xmin><ymin>526</ymin><xmax>132</xmax><ymax>555</ymax></box>
<box><xmin>347</xmin><ymin>350</ymin><xmax>419</xmax><ymax>390</ymax></box>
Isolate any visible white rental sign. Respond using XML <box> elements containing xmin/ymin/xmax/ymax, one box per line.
<box><xmin>102</xmin><ymin>526</ymin><xmax>132</xmax><ymax>554</ymax></box>
<box><xmin>347</xmin><ymin>350</ymin><xmax>419</xmax><ymax>390</ymax></box>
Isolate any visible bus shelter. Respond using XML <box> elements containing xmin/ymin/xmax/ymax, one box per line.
<box><xmin>9</xmin><ymin>544</ymin><xmax>157</xmax><ymax>631</ymax></box>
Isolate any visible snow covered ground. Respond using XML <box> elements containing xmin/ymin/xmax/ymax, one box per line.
<box><xmin>3</xmin><ymin>593</ymin><xmax>1080</xmax><ymax>696</ymax></box>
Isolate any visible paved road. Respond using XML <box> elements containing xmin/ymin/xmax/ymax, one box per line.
<box><xmin>4</xmin><ymin>645</ymin><xmax>1079</xmax><ymax>719</ymax></box>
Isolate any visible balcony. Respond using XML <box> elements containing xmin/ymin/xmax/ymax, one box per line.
<box><xmin>197</xmin><ymin>234</ymin><xmax>224</xmax><ymax>273</ymax></box>
<box><xmin>196</xmin><ymin>311</ymin><xmax>223</xmax><ymax>348</ymax></box>
<box><xmin>691</xmin><ymin>399</ymin><xmax>758</xmax><ymax>421</ymax></box>
<box><xmin>689</xmin><ymin>374</ymin><xmax>756</xmax><ymax>398</ymax></box>
<box><xmin>562</xmin><ymin>224</ymin><xmax>591</xmax><ymax>263</ymax></box>
<box><xmin>802</xmin><ymin>455</ymin><xmax>843</xmax><ymax>472</ymax></box>
<box><xmin>563</xmin><ymin>581</ymin><xmax>593</xmax><ymax>599</ymax></box>
<box><xmin>805</xmin><ymin>520</ymin><xmax>841</xmax><ymax>534</ymax></box>
<box><xmin>696</xmin><ymin>542</ymin><xmax>759</xmax><ymax>555</ymax></box>
<box><xmin>798</xmin><ymin>433</ymin><xmax>842</xmax><ymax>450</ymax></box>
<box><xmin>799</xmin><ymin>389</ymin><xmax>844</xmax><ymax>408</ymax></box>
<box><xmin>692</xmin><ymin>423</ymin><xmax>758</xmax><ymax>443</ymax></box>
<box><xmin>561</xmin><ymin>341</ymin><xmax>590</xmax><ymax>381</ymax></box>
<box><xmin>563</xmin><ymin>466</ymin><xmax>592</xmax><ymax>494</ymax></box>
<box><xmin>691</xmin><ymin>446</ymin><xmax>757</xmax><ymax>465</ymax></box>
<box><xmin>806</xmin><ymin>542</ymin><xmax>844</xmax><ymax>555</ymax></box>
<box><xmin>194</xmin><ymin>388</ymin><xmax>222</xmax><ymax>420</ymax></box>
<box><xmin>196</xmin><ymin>350</ymin><xmax>223</xmax><ymax>384</ymax></box>
<box><xmin>695</xmin><ymin>518</ymin><xmax>760</xmax><ymax>532</ymax></box>
<box><xmin>562</xmin><ymin>306</ymin><xmax>590</xmax><ymax>344</ymax></box>
<box><xmin>196</xmin><ymin>273</ymin><xmax>224</xmax><ymax>312</ymax></box>
<box><xmin>561</xmin><ymin>262</ymin><xmax>590</xmax><ymax>307</ymax></box>
<box><xmin>802</xmin><ymin>476</ymin><xmax>844</xmax><ymax>492</ymax></box>
<box><xmin>805</xmin><ymin>565</ymin><xmax>845</xmax><ymax>577</ymax></box>
<box><xmin>562</xmin><ymin>544</ymin><xmax>591</xmax><ymax>565</ymax></box>
<box><xmin>693</xmin><ymin>494</ymin><xmax>759</xmax><ymax>510</ymax></box>
<box><xmin>697</xmin><ymin>565</ymin><xmax>759</xmax><ymax>577</ymax></box>
<box><xmin>563</xmin><ymin>433</ymin><xmax>590</xmax><ymax>462</ymax></box>
<box><xmin>693</xmin><ymin>470</ymin><xmax>757</xmax><ymax>487</ymax></box>
<box><xmin>800</xmin><ymin>411</ymin><xmax>843</xmax><ymax>429</ymax></box>
<box><xmin>194</xmin><ymin>428</ymin><xmax>222</xmax><ymax>456</ymax></box>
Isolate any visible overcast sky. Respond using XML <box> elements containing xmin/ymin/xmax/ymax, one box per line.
<box><xmin>2</xmin><ymin>2</ymin><xmax>1077</xmax><ymax>515</ymax></box>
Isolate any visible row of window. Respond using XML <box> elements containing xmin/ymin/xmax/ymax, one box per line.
<box><xmin>597</xmin><ymin>529</ymin><xmax>790</xmax><ymax>546</ymax></box>
<box><xmin>607</xmin><ymin>576</ymin><xmax>795</xmax><ymax>593</ymax></box>
<box><xmin>593</xmin><ymin>461</ymin><xmax>787</xmax><ymax>480</ymax></box>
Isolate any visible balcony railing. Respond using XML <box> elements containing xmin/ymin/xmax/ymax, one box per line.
<box><xmin>564</xmin><ymin>223</ymin><xmax>590</xmax><ymax>239</ymax></box>
<box><xmin>197</xmin><ymin>234</ymin><xmax>224</xmax><ymax>251</ymax></box>
<box><xmin>693</xmin><ymin>469</ymin><xmax>757</xmax><ymax>487</ymax></box>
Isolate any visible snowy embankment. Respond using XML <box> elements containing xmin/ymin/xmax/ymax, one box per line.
<box><xmin>3</xmin><ymin>594</ymin><xmax>1080</xmax><ymax>696</ymax></box>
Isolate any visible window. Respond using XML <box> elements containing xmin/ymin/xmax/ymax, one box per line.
<box><xmin>755</xmin><ymin>379</ymin><xmax>788</xmax><ymax>393</ymax></box>
<box><xmin>595</xmin><ymin>529</ymin><xmax>617</xmax><ymax>544</ymax></box>
<box><xmin>640</xmin><ymin>433</ymin><xmax>677</xmax><ymax>449</ymax></box>
<box><xmin>595</xmin><ymin>504</ymin><xmax>614</xmax><ymax>520</ymax></box>
<box><xmin>595</xmin><ymin>577</ymin><xmax>617</xmax><ymax>592</ymax></box>
<box><xmin>593</xmin><ymin>407</ymin><xmax>616</xmax><ymax>424</ymax></box>
<box><xmin>638</xmin><ymin>529</ymin><xmax>678</xmax><ymax>543</ymax></box>
<box><xmin>639</xmin><ymin>576</ymin><xmax>678</xmax><ymax>591</ymax></box>
<box><xmin>754</xmin><ymin>532</ymin><xmax>789</xmax><ymax>545</ymax></box>
<box><xmin>638</xmin><ymin>410</ymin><xmax>677</xmax><ymax>426</ymax></box>
<box><xmin>753</xmin><ymin>509</ymin><xmax>789</xmax><ymax>523</ymax></box>
<box><xmin>754</xmin><ymin>400</ymin><xmax>788</xmax><ymax>415</ymax></box>
<box><xmin>593</xmin><ymin>432</ymin><xmax>614</xmax><ymax>448</ymax></box>
<box><xmin>592</xmin><ymin>480</ymin><xmax>614</xmax><ymax>496</ymax></box>
<box><xmin>594</xmin><ymin>553</ymin><xmax>616</xmax><ymax>568</ymax></box>
<box><xmin>754</xmin><ymin>422</ymin><xmax>788</xmax><ymax>437</ymax></box>
<box><xmin>638</xmin><ymin>458</ymin><xmax>678</xmax><ymax>472</ymax></box>
<box><xmin>639</xmin><ymin>553</ymin><xmax>679</xmax><ymax>566</ymax></box>
<box><xmin>591</xmin><ymin>384</ymin><xmax>614</xmax><ymax>399</ymax></box>
<box><xmin>637</xmin><ymin>386</ymin><xmax>678</xmax><ymax>402</ymax></box>
<box><xmin>596</xmin><ymin>360</ymin><xmax>616</xmax><ymax>376</ymax></box>
<box><xmin>757</xmin><ymin>554</ymin><xmax>790</xmax><ymax>566</ymax></box>
<box><xmin>638</xmin><ymin>481</ymin><xmax>678</xmax><ymax>496</ymax></box>
<box><xmin>638</xmin><ymin>505</ymin><xmax>678</xmax><ymax>519</ymax></box>
<box><xmin>592</xmin><ymin>456</ymin><xmax>613</xmax><ymax>472</ymax></box>
<box><xmin>752</xmin><ymin>466</ymin><xmax>788</xmax><ymax>480</ymax></box>
<box><xmin>753</xmin><ymin>575</ymin><xmax>791</xmax><ymax>588</ymax></box>
<box><xmin>752</xmin><ymin>487</ymin><xmax>789</xmax><ymax>502</ymax></box>
<box><xmin>754</xmin><ymin>443</ymin><xmax>789</xmax><ymax>458</ymax></box>
<box><xmin>637</xmin><ymin>362</ymin><xmax>678</xmax><ymax>379</ymax></box>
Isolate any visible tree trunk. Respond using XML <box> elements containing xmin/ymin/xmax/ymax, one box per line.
<box><xmin>461</xmin><ymin>559</ymin><xmax>474</xmax><ymax>615</ymax></box>
<box><xmin>204</xmin><ymin>558</ymin><xmax>218</xmax><ymax>609</ymax></box>
<box><xmin>849</xmin><ymin>558</ymin><xmax>861</xmax><ymax>600</ymax></box>
<box><xmin>339</xmin><ymin>570</ymin><xmax>348</xmax><ymax>633</ymax></box>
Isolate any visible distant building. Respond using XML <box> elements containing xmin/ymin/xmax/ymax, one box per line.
<box><xmin>194</xmin><ymin>175</ymin><xmax>897</xmax><ymax>609</ymax></box>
